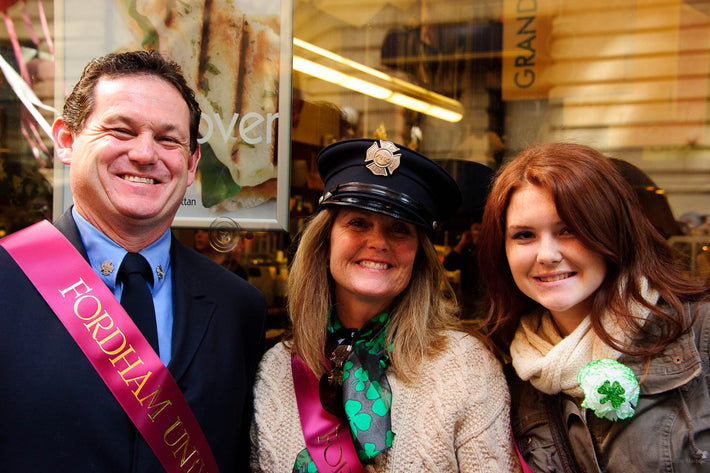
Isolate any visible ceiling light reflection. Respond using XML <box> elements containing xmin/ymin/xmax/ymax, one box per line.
<box><xmin>293</xmin><ymin>39</ymin><xmax>463</xmax><ymax>123</ymax></box>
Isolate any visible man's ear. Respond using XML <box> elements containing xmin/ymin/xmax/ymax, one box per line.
<box><xmin>52</xmin><ymin>117</ymin><xmax>75</xmax><ymax>165</ymax></box>
<box><xmin>185</xmin><ymin>146</ymin><xmax>201</xmax><ymax>187</ymax></box>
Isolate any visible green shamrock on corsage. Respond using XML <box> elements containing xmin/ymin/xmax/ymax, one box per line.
<box><xmin>578</xmin><ymin>358</ymin><xmax>640</xmax><ymax>421</ymax></box>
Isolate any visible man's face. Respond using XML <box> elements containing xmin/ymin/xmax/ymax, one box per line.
<box><xmin>194</xmin><ymin>229</ymin><xmax>210</xmax><ymax>252</ymax></box>
<box><xmin>54</xmin><ymin>74</ymin><xmax>199</xmax><ymax>237</ymax></box>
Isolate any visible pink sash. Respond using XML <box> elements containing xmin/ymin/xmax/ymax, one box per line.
<box><xmin>0</xmin><ymin>220</ymin><xmax>220</xmax><ymax>473</ymax></box>
<box><xmin>515</xmin><ymin>440</ymin><xmax>535</xmax><ymax>473</ymax></box>
<box><xmin>291</xmin><ymin>353</ymin><xmax>367</xmax><ymax>473</ymax></box>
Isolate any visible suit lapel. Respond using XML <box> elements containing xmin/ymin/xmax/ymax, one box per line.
<box><xmin>167</xmin><ymin>237</ymin><xmax>216</xmax><ymax>382</ymax></box>
<box><xmin>54</xmin><ymin>209</ymin><xmax>90</xmax><ymax>260</ymax></box>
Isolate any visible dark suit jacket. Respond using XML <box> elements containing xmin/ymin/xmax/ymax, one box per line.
<box><xmin>0</xmin><ymin>211</ymin><xmax>267</xmax><ymax>472</ymax></box>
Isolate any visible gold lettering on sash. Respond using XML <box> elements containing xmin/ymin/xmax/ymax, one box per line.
<box><xmin>164</xmin><ymin>417</ymin><xmax>189</xmax><ymax>447</ymax></box>
<box><xmin>73</xmin><ymin>294</ymin><xmax>102</xmax><ymax>321</ymax></box>
<box><xmin>83</xmin><ymin>312</ymin><xmax>128</xmax><ymax>355</ymax></box>
<box><xmin>183</xmin><ymin>456</ymin><xmax>206</xmax><ymax>473</ymax></box>
<box><xmin>58</xmin><ymin>278</ymin><xmax>92</xmax><ymax>298</ymax></box>
<box><xmin>324</xmin><ymin>442</ymin><xmax>344</xmax><ymax>467</ymax></box>
<box><xmin>56</xmin><ymin>278</ymin><xmax>210</xmax><ymax>471</ymax></box>
<box><xmin>137</xmin><ymin>386</ymin><xmax>172</xmax><ymax>421</ymax></box>
<box><xmin>173</xmin><ymin>439</ymin><xmax>203</xmax><ymax>470</ymax></box>
<box><xmin>84</xmin><ymin>312</ymin><xmax>113</xmax><ymax>336</ymax></box>
<box><xmin>317</xmin><ymin>426</ymin><xmax>340</xmax><ymax>444</ymax></box>
<box><xmin>164</xmin><ymin>418</ymin><xmax>206</xmax><ymax>472</ymax></box>
<box><xmin>96</xmin><ymin>327</ymin><xmax>127</xmax><ymax>355</ymax></box>
<box><xmin>110</xmin><ymin>345</ymin><xmax>145</xmax><ymax>377</ymax></box>
<box><xmin>317</xmin><ymin>427</ymin><xmax>351</xmax><ymax>471</ymax></box>
<box><xmin>124</xmin><ymin>371</ymin><xmax>152</xmax><ymax>396</ymax></box>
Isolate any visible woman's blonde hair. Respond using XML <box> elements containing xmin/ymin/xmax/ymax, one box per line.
<box><xmin>287</xmin><ymin>207</ymin><xmax>461</xmax><ymax>381</ymax></box>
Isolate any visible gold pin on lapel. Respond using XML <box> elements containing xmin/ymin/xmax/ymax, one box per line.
<box><xmin>99</xmin><ymin>260</ymin><xmax>114</xmax><ymax>276</ymax></box>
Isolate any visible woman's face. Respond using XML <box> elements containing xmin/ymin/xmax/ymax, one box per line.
<box><xmin>505</xmin><ymin>184</ymin><xmax>607</xmax><ymax>335</ymax></box>
<box><xmin>329</xmin><ymin>208</ymin><xmax>419</xmax><ymax>314</ymax></box>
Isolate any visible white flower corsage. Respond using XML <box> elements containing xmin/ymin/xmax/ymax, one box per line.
<box><xmin>578</xmin><ymin>358</ymin><xmax>639</xmax><ymax>421</ymax></box>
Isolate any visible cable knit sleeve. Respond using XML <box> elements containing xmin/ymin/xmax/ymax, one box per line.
<box><xmin>250</xmin><ymin>342</ymin><xmax>305</xmax><ymax>472</ymax></box>
<box><xmin>453</xmin><ymin>333</ymin><xmax>522</xmax><ymax>472</ymax></box>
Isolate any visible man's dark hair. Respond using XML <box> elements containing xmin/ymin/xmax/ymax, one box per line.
<box><xmin>62</xmin><ymin>49</ymin><xmax>201</xmax><ymax>153</ymax></box>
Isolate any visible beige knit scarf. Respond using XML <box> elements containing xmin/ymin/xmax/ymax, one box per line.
<box><xmin>510</xmin><ymin>278</ymin><xmax>658</xmax><ymax>398</ymax></box>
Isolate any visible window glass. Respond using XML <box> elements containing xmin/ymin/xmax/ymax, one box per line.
<box><xmin>291</xmin><ymin>0</ymin><xmax>710</xmax><ymax>285</ymax></box>
<box><xmin>1</xmin><ymin>0</ymin><xmax>708</xmax><ymax>288</ymax></box>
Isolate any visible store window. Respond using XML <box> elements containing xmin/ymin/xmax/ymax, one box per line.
<box><xmin>0</xmin><ymin>0</ymin><xmax>54</xmax><ymax>236</ymax></box>
<box><xmin>289</xmin><ymin>0</ymin><xmax>710</xmax><ymax>290</ymax></box>
<box><xmin>1</xmin><ymin>1</ymin><xmax>708</xmax><ymax>324</ymax></box>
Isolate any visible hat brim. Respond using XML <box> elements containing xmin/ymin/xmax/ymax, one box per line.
<box><xmin>319</xmin><ymin>183</ymin><xmax>436</xmax><ymax>236</ymax></box>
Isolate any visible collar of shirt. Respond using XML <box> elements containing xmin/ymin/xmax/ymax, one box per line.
<box><xmin>71</xmin><ymin>207</ymin><xmax>171</xmax><ymax>293</ymax></box>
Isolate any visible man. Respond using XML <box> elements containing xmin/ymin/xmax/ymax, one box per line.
<box><xmin>194</xmin><ymin>228</ymin><xmax>249</xmax><ymax>280</ymax></box>
<box><xmin>0</xmin><ymin>50</ymin><xmax>267</xmax><ymax>472</ymax></box>
<box><xmin>443</xmin><ymin>221</ymin><xmax>484</xmax><ymax>319</ymax></box>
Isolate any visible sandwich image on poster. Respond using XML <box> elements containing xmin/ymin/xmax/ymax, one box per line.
<box><xmin>112</xmin><ymin>0</ymin><xmax>291</xmax><ymax>229</ymax></box>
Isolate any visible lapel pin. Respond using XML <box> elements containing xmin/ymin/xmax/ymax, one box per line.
<box><xmin>99</xmin><ymin>260</ymin><xmax>114</xmax><ymax>276</ymax></box>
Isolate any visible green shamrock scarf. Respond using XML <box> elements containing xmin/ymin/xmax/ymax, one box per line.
<box><xmin>293</xmin><ymin>312</ymin><xmax>394</xmax><ymax>472</ymax></box>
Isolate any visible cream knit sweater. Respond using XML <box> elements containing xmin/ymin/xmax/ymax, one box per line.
<box><xmin>250</xmin><ymin>330</ymin><xmax>521</xmax><ymax>472</ymax></box>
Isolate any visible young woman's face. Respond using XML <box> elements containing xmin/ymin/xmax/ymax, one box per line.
<box><xmin>329</xmin><ymin>208</ymin><xmax>419</xmax><ymax>314</ymax></box>
<box><xmin>505</xmin><ymin>184</ymin><xmax>607</xmax><ymax>335</ymax></box>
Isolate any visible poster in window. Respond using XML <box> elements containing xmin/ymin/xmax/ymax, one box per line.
<box><xmin>54</xmin><ymin>0</ymin><xmax>293</xmax><ymax>231</ymax></box>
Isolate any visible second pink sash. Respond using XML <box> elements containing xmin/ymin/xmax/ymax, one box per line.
<box><xmin>291</xmin><ymin>353</ymin><xmax>367</xmax><ymax>473</ymax></box>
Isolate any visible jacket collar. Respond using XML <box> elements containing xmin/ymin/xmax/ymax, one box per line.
<box><xmin>54</xmin><ymin>209</ymin><xmax>90</xmax><ymax>260</ymax></box>
<box><xmin>621</xmin><ymin>304</ymin><xmax>702</xmax><ymax>395</ymax></box>
<box><xmin>166</xmin><ymin>236</ymin><xmax>216</xmax><ymax>382</ymax></box>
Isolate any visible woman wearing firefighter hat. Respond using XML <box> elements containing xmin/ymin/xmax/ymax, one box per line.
<box><xmin>250</xmin><ymin>139</ymin><xmax>521</xmax><ymax>472</ymax></box>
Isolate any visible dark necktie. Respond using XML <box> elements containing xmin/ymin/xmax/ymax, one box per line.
<box><xmin>118</xmin><ymin>252</ymin><xmax>159</xmax><ymax>354</ymax></box>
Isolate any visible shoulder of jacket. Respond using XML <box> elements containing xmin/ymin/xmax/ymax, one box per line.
<box><xmin>689</xmin><ymin>301</ymin><xmax>710</xmax><ymax>361</ymax></box>
<box><xmin>173</xmin><ymin>238</ymin><xmax>266</xmax><ymax>300</ymax></box>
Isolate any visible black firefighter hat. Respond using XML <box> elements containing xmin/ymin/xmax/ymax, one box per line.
<box><xmin>316</xmin><ymin>139</ymin><xmax>462</xmax><ymax>237</ymax></box>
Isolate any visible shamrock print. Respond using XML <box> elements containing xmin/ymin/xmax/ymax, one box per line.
<box><xmin>352</xmin><ymin>367</ymin><xmax>369</xmax><ymax>391</ymax></box>
<box><xmin>346</xmin><ymin>399</ymin><xmax>372</xmax><ymax>431</ymax></box>
<box><xmin>342</xmin><ymin>360</ymin><xmax>353</xmax><ymax>382</ymax></box>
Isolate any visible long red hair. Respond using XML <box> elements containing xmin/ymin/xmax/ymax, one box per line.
<box><xmin>478</xmin><ymin>142</ymin><xmax>708</xmax><ymax>357</ymax></box>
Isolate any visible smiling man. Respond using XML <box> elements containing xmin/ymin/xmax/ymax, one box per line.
<box><xmin>55</xmin><ymin>70</ymin><xmax>199</xmax><ymax>250</ymax></box>
<box><xmin>0</xmin><ymin>50</ymin><xmax>267</xmax><ymax>472</ymax></box>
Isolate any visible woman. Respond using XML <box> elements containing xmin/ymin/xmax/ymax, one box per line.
<box><xmin>251</xmin><ymin>139</ymin><xmax>521</xmax><ymax>472</ymax></box>
<box><xmin>478</xmin><ymin>142</ymin><xmax>710</xmax><ymax>472</ymax></box>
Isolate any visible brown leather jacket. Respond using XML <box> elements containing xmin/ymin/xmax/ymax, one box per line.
<box><xmin>508</xmin><ymin>302</ymin><xmax>710</xmax><ymax>473</ymax></box>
